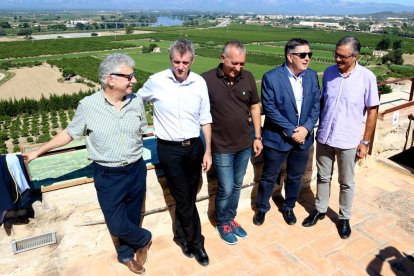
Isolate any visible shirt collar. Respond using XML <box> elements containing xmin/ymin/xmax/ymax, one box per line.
<box><xmin>337</xmin><ymin>61</ymin><xmax>359</xmax><ymax>78</ymax></box>
<box><xmin>167</xmin><ymin>68</ymin><xmax>195</xmax><ymax>85</ymax></box>
<box><xmin>101</xmin><ymin>90</ymin><xmax>133</xmax><ymax>107</ymax></box>
<box><xmin>284</xmin><ymin>63</ymin><xmax>305</xmax><ymax>80</ymax></box>
<box><xmin>216</xmin><ymin>64</ymin><xmax>243</xmax><ymax>82</ymax></box>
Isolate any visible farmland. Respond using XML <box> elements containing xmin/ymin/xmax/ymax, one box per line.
<box><xmin>0</xmin><ymin>23</ymin><xmax>413</xmax><ymax>153</ymax></box>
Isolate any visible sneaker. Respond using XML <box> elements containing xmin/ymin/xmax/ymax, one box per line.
<box><xmin>216</xmin><ymin>224</ymin><xmax>238</xmax><ymax>245</ymax></box>
<box><xmin>230</xmin><ymin>220</ymin><xmax>248</xmax><ymax>238</ymax></box>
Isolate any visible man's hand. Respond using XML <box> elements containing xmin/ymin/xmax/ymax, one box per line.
<box><xmin>356</xmin><ymin>143</ymin><xmax>368</xmax><ymax>159</ymax></box>
<box><xmin>22</xmin><ymin>150</ymin><xmax>40</xmax><ymax>163</ymax></box>
<box><xmin>202</xmin><ymin>152</ymin><xmax>212</xmax><ymax>172</ymax></box>
<box><xmin>291</xmin><ymin>126</ymin><xmax>309</xmax><ymax>145</ymax></box>
<box><xmin>253</xmin><ymin>139</ymin><xmax>263</xmax><ymax>156</ymax></box>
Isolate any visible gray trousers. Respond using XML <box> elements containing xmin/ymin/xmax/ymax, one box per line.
<box><xmin>315</xmin><ymin>142</ymin><xmax>357</xmax><ymax>220</ymax></box>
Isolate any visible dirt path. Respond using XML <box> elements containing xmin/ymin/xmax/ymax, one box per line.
<box><xmin>0</xmin><ymin>63</ymin><xmax>97</xmax><ymax>100</ymax></box>
<box><xmin>403</xmin><ymin>54</ymin><xmax>414</xmax><ymax>66</ymax></box>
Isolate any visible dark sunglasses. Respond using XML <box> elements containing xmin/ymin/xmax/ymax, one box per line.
<box><xmin>290</xmin><ymin>52</ymin><xmax>313</xmax><ymax>59</ymax></box>
<box><xmin>110</xmin><ymin>72</ymin><xmax>135</xmax><ymax>81</ymax></box>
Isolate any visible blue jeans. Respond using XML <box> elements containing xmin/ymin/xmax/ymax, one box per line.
<box><xmin>256</xmin><ymin>146</ymin><xmax>310</xmax><ymax>212</ymax></box>
<box><xmin>213</xmin><ymin>147</ymin><xmax>251</xmax><ymax>225</ymax></box>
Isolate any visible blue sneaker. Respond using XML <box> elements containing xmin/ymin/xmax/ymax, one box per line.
<box><xmin>230</xmin><ymin>220</ymin><xmax>248</xmax><ymax>238</ymax></box>
<box><xmin>216</xmin><ymin>224</ymin><xmax>238</xmax><ymax>245</ymax></box>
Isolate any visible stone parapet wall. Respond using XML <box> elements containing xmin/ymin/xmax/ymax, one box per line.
<box><xmin>374</xmin><ymin>105</ymin><xmax>414</xmax><ymax>157</ymax></box>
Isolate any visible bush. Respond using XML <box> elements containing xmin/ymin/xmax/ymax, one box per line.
<box><xmin>26</xmin><ymin>136</ymin><xmax>34</xmax><ymax>143</ymax></box>
<box><xmin>36</xmin><ymin>133</ymin><xmax>51</xmax><ymax>143</ymax></box>
<box><xmin>379</xmin><ymin>85</ymin><xmax>392</xmax><ymax>94</ymax></box>
<box><xmin>13</xmin><ymin>144</ymin><xmax>20</xmax><ymax>153</ymax></box>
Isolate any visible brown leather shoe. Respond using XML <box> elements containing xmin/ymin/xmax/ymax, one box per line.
<box><xmin>121</xmin><ymin>258</ymin><xmax>145</xmax><ymax>274</ymax></box>
<box><xmin>136</xmin><ymin>240</ymin><xmax>152</xmax><ymax>266</ymax></box>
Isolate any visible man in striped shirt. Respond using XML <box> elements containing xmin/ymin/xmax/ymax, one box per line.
<box><xmin>23</xmin><ymin>53</ymin><xmax>151</xmax><ymax>275</ymax></box>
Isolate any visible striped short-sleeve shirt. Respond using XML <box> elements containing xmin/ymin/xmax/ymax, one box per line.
<box><xmin>66</xmin><ymin>90</ymin><xmax>147</xmax><ymax>167</ymax></box>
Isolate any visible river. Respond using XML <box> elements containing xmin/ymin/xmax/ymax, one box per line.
<box><xmin>31</xmin><ymin>16</ymin><xmax>183</xmax><ymax>40</ymax></box>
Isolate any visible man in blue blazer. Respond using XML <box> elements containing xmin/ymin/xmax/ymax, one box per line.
<box><xmin>253</xmin><ymin>38</ymin><xmax>320</xmax><ymax>226</ymax></box>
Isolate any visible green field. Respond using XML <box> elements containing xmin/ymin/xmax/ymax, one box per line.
<box><xmin>1</xmin><ymin>22</ymin><xmax>413</xmax><ymax>154</ymax></box>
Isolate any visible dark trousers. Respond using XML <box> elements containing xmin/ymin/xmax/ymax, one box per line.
<box><xmin>93</xmin><ymin>158</ymin><xmax>152</xmax><ymax>262</ymax></box>
<box><xmin>256</xmin><ymin>146</ymin><xmax>310</xmax><ymax>212</ymax></box>
<box><xmin>157</xmin><ymin>138</ymin><xmax>205</xmax><ymax>249</ymax></box>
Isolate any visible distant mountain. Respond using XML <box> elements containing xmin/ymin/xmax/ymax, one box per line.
<box><xmin>348</xmin><ymin>11</ymin><xmax>414</xmax><ymax>18</ymax></box>
<box><xmin>0</xmin><ymin>0</ymin><xmax>413</xmax><ymax>15</ymax></box>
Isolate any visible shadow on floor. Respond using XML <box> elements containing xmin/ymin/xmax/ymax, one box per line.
<box><xmin>366</xmin><ymin>246</ymin><xmax>414</xmax><ymax>275</ymax></box>
<box><xmin>389</xmin><ymin>147</ymin><xmax>414</xmax><ymax>174</ymax></box>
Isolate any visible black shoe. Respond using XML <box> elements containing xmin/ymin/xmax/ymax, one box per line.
<box><xmin>302</xmin><ymin>210</ymin><xmax>326</xmax><ymax>227</ymax></box>
<box><xmin>194</xmin><ymin>248</ymin><xmax>209</xmax><ymax>266</ymax></box>
<box><xmin>282</xmin><ymin>209</ymin><xmax>297</xmax><ymax>225</ymax></box>
<box><xmin>174</xmin><ymin>240</ymin><xmax>195</xmax><ymax>258</ymax></box>
<box><xmin>338</xmin><ymin>219</ymin><xmax>351</xmax><ymax>239</ymax></box>
<box><xmin>253</xmin><ymin>211</ymin><xmax>266</xmax><ymax>226</ymax></box>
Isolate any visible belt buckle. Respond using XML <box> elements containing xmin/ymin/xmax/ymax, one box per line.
<box><xmin>181</xmin><ymin>140</ymin><xmax>191</xmax><ymax>146</ymax></box>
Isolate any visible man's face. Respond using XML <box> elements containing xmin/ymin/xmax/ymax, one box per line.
<box><xmin>287</xmin><ymin>45</ymin><xmax>311</xmax><ymax>75</ymax></box>
<box><xmin>334</xmin><ymin>44</ymin><xmax>357</xmax><ymax>73</ymax></box>
<box><xmin>109</xmin><ymin>65</ymin><xmax>136</xmax><ymax>95</ymax></box>
<box><xmin>170</xmin><ymin>49</ymin><xmax>193</xmax><ymax>82</ymax></box>
<box><xmin>221</xmin><ymin>47</ymin><xmax>246</xmax><ymax>81</ymax></box>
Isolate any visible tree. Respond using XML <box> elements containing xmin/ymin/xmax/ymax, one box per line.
<box><xmin>0</xmin><ymin>21</ymin><xmax>11</xmax><ymax>28</ymax></box>
<box><xmin>393</xmin><ymin>40</ymin><xmax>402</xmax><ymax>49</ymax></box>
<box><xmin>358</xmin><ymin>22</ymin><xmax>370</xmax><ymax>32</ymax></box>
<box><xmin>382</xmin><ymin>49</ymin><xmax>403</xmax><ymax>65</ymax></box>
<box><xmin>19</xmin><ymin>22</ymin><xmax>30</xmax><ymax>28</ymax></box>
<box><xmin>376</xmin><ymin>37</ymin><xmax>392</xmax><ymax>50</ymax></box>
<box><xmin>75</xmin><ymin>22</ymin><xmax>85</xmax><ymax>30</ymax></box>
<box><xmin>125</xmin><ymin>26</ymin><xmax>134</xmax><ymax>34</ymax></box>
<box><xmin>16</xmin><ymin>29</ymin><xmax>32</xmax><ymax>36</ymax></box>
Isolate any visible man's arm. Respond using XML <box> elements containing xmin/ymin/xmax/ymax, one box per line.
<box><xmin>250</xmin><ymin>103</ymin><xmax>263</xmax><ymax>156</ymax></box>
<box><xmin>356</xmin><ymin>106</ymin><xmax>378</xmax><ymax>159</ymax></box>
<box><xmin>22</xmin><ymin>129</ymin><xmax>73</xmax><ymax>162</ymax></box>
<box><xmin>201</xmin><ymin>123</ymin><xmax>212</xmax><ymax>172</ymax></box>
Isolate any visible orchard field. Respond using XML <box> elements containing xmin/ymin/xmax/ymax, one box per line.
<box><xmin>0</xmin><ymin>23</ymin><xmax>413</xmax><ymax>153</ymax></box>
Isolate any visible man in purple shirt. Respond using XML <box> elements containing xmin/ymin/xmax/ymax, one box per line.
<box><xmin>302</xmin><ymin>36</ymin><xmax>380</xmax><ymax>239</ymax></box>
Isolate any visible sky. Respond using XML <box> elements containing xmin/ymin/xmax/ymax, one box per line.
<box><xmin>0</xmin><ymin>0</ymin><xmax>413</xmax><ymax>15</ymax></box>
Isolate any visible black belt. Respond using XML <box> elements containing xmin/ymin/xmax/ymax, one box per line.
<box><xmin>157</xmin><ymin>137</ymin><xmax>199</xmax><ymax>147</ymax></box>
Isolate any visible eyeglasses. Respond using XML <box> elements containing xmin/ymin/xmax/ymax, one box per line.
<box><xmin>290</xmin><ymin>52</ymin><xmax>313</xmax><ymax>59</ymax></box>
<box><xmin>333</xmin><ymin>52</ymin><xmax>354</xmax><ymax>60</ymax></box>
<box><xmin>110</xmin><ymin>72</ymin><xmax>135</xmax><ymax>81</ymax></box>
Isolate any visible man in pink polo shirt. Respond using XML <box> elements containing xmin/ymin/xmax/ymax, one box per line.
<box><xmin>302</xmin><ymin>36</ymin><xmax>380</xmax><ymax>239</ymax></box>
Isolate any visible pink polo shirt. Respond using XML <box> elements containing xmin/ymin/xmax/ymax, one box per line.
<box><xmin>316</xmin><ymin>62</ymin><xmax>380</xmax><ymax>149</ymax></box>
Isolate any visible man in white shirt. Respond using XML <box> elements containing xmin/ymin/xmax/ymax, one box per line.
<box><xmin>138</xmin><ymin>39</ymin><xmax>212</xmax><ymax>267</ymax></box>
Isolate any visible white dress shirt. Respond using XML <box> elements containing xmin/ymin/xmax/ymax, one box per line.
<box><xmin>285</xmin><ymin>65</ymin><xmax>304</xmax><ymax>120</ymax></box>
<box><xmin>139</xmin><ymin>68</ymin><xmax>212</xmax><ymax>141</ymax></box>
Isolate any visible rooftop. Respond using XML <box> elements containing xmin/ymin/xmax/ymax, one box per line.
<box><xmin>1</xmin><ymin>156</ymin><xmax>414</xmax><ymax>275</ymax></box>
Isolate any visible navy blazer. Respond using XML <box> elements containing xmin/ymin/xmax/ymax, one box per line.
<box><xmin>261</xmin><ymin>64</ymin><xmax>320</xmax><ymax>151</ymax></box>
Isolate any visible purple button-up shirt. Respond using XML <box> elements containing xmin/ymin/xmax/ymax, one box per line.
<box><xmin>316</xmin><ymin>62</ymin><xmax>380</xmax><ymax>149</ymax></box>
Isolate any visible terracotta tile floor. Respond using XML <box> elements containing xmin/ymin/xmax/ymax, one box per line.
<box><xmin>57</xmin><ymin>160</ymin><xmax>414</xmax><ymax>276</ymax></box>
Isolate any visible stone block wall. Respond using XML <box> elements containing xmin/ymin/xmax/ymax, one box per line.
<box><xmin>374</xmin><ymin>105</ymin><xmax>414</xmax><ymax>157</ymax></box>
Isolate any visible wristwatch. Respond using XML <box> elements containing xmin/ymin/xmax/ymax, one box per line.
<box><xmin>360</xmin><ymin>140</ymin><xmax>370</xmax><ymax>147</ymax></box>
<box><xmin>254</xmin><ymin>137</ymin><xmax>262</xmax><ymax>140</ymax></box>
